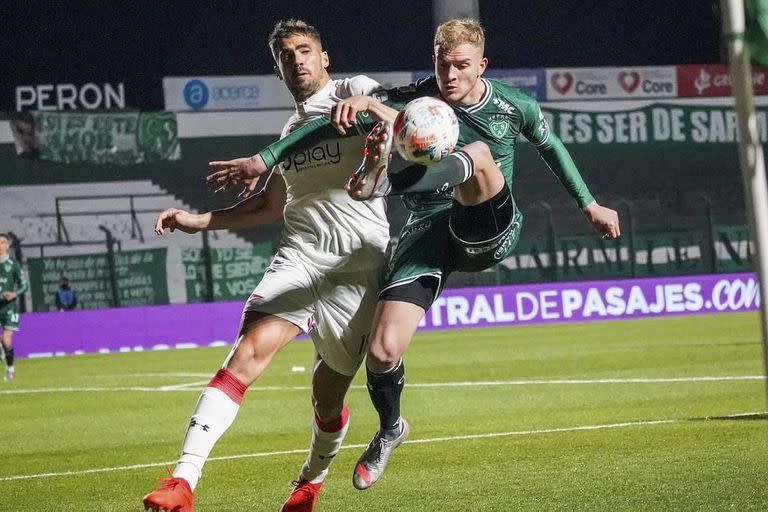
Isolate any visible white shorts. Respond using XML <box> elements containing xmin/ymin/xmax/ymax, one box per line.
<box><xmin>242</xmin><ymin>245</ymin><xmax>385</xmax><ymax>376</ymax></box>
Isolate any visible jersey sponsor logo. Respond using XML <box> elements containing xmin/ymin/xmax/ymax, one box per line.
<box><xmin>490</xmin><ymin>119</ymin><xmax>510</xmax><ymax>138</ymax></box>
<box><xmin>282</xmin><ymin>142</ymin><xmax>342</xmax><ymax>172</ymax></box>
<box><xmin>492</xmin><ymin>97</ymin><xmax>516</xmax><ymax>114</ymax></box>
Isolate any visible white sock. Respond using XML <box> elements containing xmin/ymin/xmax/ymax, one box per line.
<box><xmin>173</xmin><ymin>387</ymin><xmax>241</xmax><ymax>490</ymax></box>
<box><xmin>301</xmin><ymin>407</ymin><xmax>350</xmax><ymax>484</ymax></box>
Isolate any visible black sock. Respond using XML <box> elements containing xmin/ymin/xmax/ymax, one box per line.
<box><xmin>6</xmin><ymin>348</ymin><xmax>14</xmax><ymax>367</ymax></box>
<box><xmin>389</xmin><ymin>150</ymin><xmax>474</xmax><ymax>195</ymax></box>
<box><xmin>366</xmin><ymin>360</ymin><xmax>406</xmax><ymax>432</ymax></box>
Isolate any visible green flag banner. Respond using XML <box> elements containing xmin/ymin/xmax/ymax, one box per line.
<box><xmin>11</xmin><ymin>111</ymin><xmax>181</xmax><ymax>164</ymax></box>
<box><xmin>746</xmin><ymin>0</ymin><xmax>768</xmax><ymax>68</ymax></box>
<box><xmin>541</xmin><ymin>103</ymin><xmax>768</xmax><ymax>145</ymax></box>
<box><xmin>27</xmin><ymin>248</ymin><xmax>169</xmax><ymax>311</ymax></box>
<box><xmin>183</xmin><ymin>243</ymin><xmax>274</xmax><ymax>302</ymax></box>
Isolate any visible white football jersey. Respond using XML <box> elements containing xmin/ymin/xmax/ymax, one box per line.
<box><xmin>275</xmin><ymin>76</ymin><xmax>390</xmax><ymax>271</ymax></box>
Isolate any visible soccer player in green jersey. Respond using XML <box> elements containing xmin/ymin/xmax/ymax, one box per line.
<box><xmin>206</xmin><ymin>18</ymin><xmax>619</xmax><ymax>491</ymax></box>
<box><xmin>341</xmin><ymin>19</ymin><xmax>619</xmax><ymax>490</ymax></box>
<box><xmin>0</xmin><ymin>233</ymin><xmax>28</xmax><ymax>381</ymax></box>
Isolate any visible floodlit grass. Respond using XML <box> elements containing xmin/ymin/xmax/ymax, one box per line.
<box><xmin>1</xmin><ymin>312</ymin><xmax>766</xmax><ymax>511</ymax></box>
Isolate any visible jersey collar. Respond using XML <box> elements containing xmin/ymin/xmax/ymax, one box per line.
<box><xmin>295</xmin><ymin>78</ymin><xmax>334</xmax><ymax>114</ymax></box>
<box><xmin>457</xmin><ymin>78</ymin><xmax>492</xmax><ymax>114</ymax></box>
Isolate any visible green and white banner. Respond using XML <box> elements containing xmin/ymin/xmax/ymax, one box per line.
<box><xmin>182</xmin><ymin>243</ymin><xmax>273</xmax><ymax>302</ymax></box>
<box><xmin>27</xmin><ymin>248</ymin><xmax>169</xmax><ymax>311</ymax></box>
<box><xmin>10</xmin><ymin>111</ymin><xmax>181</xmax><ymax>163</ymax></box>
<box><xmin>541</xmin><ymin>103</ymin><xmax>768</xmax><ymax>145</ymax></box>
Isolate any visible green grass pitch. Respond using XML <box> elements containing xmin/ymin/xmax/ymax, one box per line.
<box><xmin>1</xmin><ymin>312</ymin><xmax>766</xmax><ymax>511</ymax></box>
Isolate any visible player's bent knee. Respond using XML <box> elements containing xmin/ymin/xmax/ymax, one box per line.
<box><xmin>462</xmin><ymin>141</ymin><xmax>493</xmax><ymax>164</ymax></box>
<box><xmin>367</xmin><ymin>335</ymin><xmax>405</xmax><ymax>370</ymax></box>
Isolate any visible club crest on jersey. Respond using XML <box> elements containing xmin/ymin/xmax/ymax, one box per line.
<box><xmin>490</xmin><ymin>120</ymin><xmax>510</xmax><ymax>138</ymax></box>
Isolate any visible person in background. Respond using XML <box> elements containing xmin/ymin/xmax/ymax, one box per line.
<box><xmin>54</xmin><ymin>276</ymin><xmax>77</xmax><ymax>311</ymax></box>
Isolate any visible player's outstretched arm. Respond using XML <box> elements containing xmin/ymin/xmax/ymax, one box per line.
<box><xmin>582</xmin><ymin>201</ymin><xmax>621</xmax><ymax>239</ymax></box>
<box><xmin>207</xmin><ymin>175</ymin><xmax>286</xmax><ymax>230</ymax></box>
<box><xmin>156</xmin><ymin>175</ymin><xmax>287</xmax><ymax>236</ymax></box>
<box><xmin>155</xmin><ymin>208</ymin><xmax>209</xmax><ymax>235</ymax></box>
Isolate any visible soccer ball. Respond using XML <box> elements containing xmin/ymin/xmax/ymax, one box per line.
<box><xmin>393</xmin><ymin>96</ymin><xmax>459</xmax><ymax>165</ymax></box>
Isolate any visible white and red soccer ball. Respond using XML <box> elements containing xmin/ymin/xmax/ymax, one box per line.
<box><xmin>393</xmin><ymin>96</ymin><xmax>459</xmax><ymax>165</ymax></box>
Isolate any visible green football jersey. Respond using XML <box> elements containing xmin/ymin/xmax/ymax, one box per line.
<box><xmin>0</xmin><ymin>257</ymin><xmax>27</xmax><ymax>305</ymax></box>
<box><xmin>382</xmin><ymin>76</ymin><xmax>594</xmax><ymax>212</ymax></box>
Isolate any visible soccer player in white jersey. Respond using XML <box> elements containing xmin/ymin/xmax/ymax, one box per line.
<box><xmin>142</xmin><ymin>19</ymin><xmax>390</xmax><ymax>512</ymax></box>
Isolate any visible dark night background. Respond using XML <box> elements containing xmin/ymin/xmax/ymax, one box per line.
<box><xmin>2</xmin><ymin>0</ymin><xmax>723</xmax><ymax>111</ymax></box>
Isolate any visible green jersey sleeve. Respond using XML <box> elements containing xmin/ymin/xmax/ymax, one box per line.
<box><xmin>518</xmin><ymin>94</ymin><xmax>595</xmax><ymax>208</ymax></box>
<box><xmin>257</xmin><ymin>113</ymin><xmax>376</xmax><ymax>169</ymax></box>
<box><xmin>255</xmin><ymin>77</ymin><xmax>437</xmax><ymax>168</ymax></box>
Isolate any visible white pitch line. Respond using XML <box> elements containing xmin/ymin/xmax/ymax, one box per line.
<box><xmin>0</xmin><ymin>416</ymin><xmax>699</xmax><ymax>482</ymax></box>
<box><xmin>158</xmin><ymin>380</ymin><xmax>211</xmax><ymax>391</ymax></box>
<box><xmin>3</xmin><ymin>413</ymin><xmax>764</xmax><ymax>482</ymax></box>
<box><xmin>99</xmin><ymin>373</ymin><xmax>215</xmax><ymax>379</ymax></box>
<box><xmin>0</xmin><ymin>375</ymin><xmax>763</xmax><ymax>395</ymax></box>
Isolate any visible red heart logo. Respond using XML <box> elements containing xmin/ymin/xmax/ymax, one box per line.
<box><xmin>550</xmin><ymin>72</ymin><xmax>574</xmax><ymax>94</ymax></box>
<box><xmin>618</xmin><ymin>71</ymin><xmax>640</xmax><ymax>92</ymax></box>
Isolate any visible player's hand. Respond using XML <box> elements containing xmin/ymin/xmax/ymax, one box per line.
<box><xmin>331</xmin><ymin>95</ymin><xmax>373</xmax><ymax>135</ymax></box>
<box><xmin>582</xmin><ymin>202</ymin><xmax>620</xmax><ymax>239</ymax></box>
<box><xmin>206</xmin><ymin>155</ymin><xmax>268</xmax><ymax>198</ymax></box>
<box><xmin>154</xmin><ymin>208</ymin><xmax>201</xmax><ymax>235</ymax></box>
<box><xmin>2</xmin><ymin>291</ymin><xmax>16</xmax><ymax>301</ymax></box>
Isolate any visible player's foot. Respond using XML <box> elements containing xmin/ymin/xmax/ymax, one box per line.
<box><xmin>143</xmin><ymin>476</ymin><xmax>194</xmax><ymax>512</ymax></box>
<box><xmin>352</xmin><ymin>418</ymin><xmax>409</xmax><ymax>490</ymax></box>
<box><xmin>279</xmin><ymin>477</ymin><xmax>324</xmax><ymax>512</ymax></box>
<box><xmin>346</xmin><ymin>121</ymin><xmax>393</xmax><ymax>200</ymax></box>
<box><xmin>4</xmin><ymin>368</ymin><xmax>14</xmax><ymax>381</ymax></box>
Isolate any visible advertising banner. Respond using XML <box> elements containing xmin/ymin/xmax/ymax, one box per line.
<box><xmin>164</xmin><ymin>73</ymin><xmax>414</xmax><ymax>112</ymax></box>
<box><xmin>677</xmin><ymin>64</ymin><xmax>768</xmax><ymax>97</ymax></box>
<box><xmin>163</xmin><ymin>75</ymin><xmax>295</xmax><ymax>111</ymax></box>
<box><xmin>485</xmin><ymin>68</ymin><xmax>547</xmax><ymax>99</ymax></box>
<box><xmin>420</xmin><ymin>273</ymin><xmax>759</xmax><ymax>329</ymax></box>
<box><xmin>546</xmin><ymin>67</ymin><xmax>677</xmax><ymax>101</ymax></box>
<box><xmin>13</xmin><ymin>273</ymin><xmax>759</xmax><ymax>358</ymax></box>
